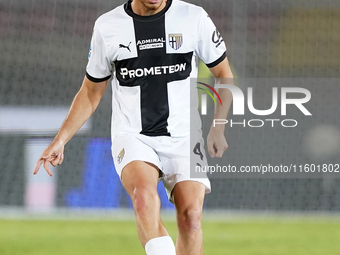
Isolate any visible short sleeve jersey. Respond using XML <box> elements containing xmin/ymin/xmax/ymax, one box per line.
<box><xmin>86</xmin><ymin>0</ymin><xmax>227</xmax><ymax>138</ymax></box>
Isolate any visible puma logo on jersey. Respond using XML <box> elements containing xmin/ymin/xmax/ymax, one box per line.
<box><xmin>119</xmin><ymin>42</ymin><xmax>132</xmax><ymax>52</ymax></box>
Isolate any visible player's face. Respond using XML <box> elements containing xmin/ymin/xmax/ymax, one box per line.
<box><xmin>132</xmin><ymin>0</ymin><xmax>167</xmax><ymax>15</ymax></box>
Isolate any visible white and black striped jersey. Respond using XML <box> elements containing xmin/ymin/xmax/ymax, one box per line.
<box><xmin>86</xmin><ymin>0</ymin><xmax>227</xmax><ymax>138</ymax></box>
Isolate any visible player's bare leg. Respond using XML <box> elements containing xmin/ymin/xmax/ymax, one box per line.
<box><xmin>173</xmin><ymin>181</ymin><xmax>206</xmax><ymax>255</ymax></box>
<box><xmin>121</xmin><ymin>161</ymin><xmax>169</xmax><ymax>247</ymax></box>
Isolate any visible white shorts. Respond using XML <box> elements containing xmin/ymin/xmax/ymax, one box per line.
<box><xmin>111</xmin><ymin>134</ymin><xmax>211</xmax><ymax>203</ymax></box>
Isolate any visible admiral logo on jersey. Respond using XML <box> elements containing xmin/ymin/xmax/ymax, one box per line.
<box><xmin>137</xmin><ymin>38</ymin><xmax>166</xmax><ymax>50</ymax></box>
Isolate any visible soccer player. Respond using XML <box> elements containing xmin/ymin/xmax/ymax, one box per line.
<box><xmin>34</xmin><ymin>0</ymin><xmax>233</xmax><ymax>254</ymax></box>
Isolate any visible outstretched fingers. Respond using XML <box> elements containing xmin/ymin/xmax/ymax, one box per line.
<box><xmin>33</xmin><ymin>141</ymin><xmax>65</xmax><ymax>176</ymax></box>
<box><xmin>33</xmin><ymin>153</ymin><xmax>61</xmax><ymax>177</ymax></box>
<box><xmin>33</xmin><ymin>159</ymin><xmax>44</xmax><ymax>175</ymax></box>
<box><xmin>44</xmin><ymin>158</ymin><xmax>53</xmax><ymax>176</ymax></box>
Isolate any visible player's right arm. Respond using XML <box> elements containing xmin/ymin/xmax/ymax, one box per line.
<box><xmin>33</xmin><ymin>76</ymin><xmax>108</xmax><ymax>176</ymax></box>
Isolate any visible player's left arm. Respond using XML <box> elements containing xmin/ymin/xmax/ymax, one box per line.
<box><xmin>207</xmin><ymin>56</ymin><xmax>233</xmax><ymax>158</ymax></box>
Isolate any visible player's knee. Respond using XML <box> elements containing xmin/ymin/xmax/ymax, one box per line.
<box><xmin>177</xmin><ymin>207</ymin><xmax>202</xmax><ymax>234</ymax></box>
<box><xmin>132</xmin><ymin>187</ymin><xmax>160</xmax><ymax>217</ymax></box>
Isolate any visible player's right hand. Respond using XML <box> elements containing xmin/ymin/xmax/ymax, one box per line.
<box><xmin>207</xmin><ymin>127</ymin><xmax>228</xmax><ymax>158</ymax></box>
<box><xmin>33</xmin><ymin>140</ymin><xmax>65</xmax><ymax>177</ymax></box>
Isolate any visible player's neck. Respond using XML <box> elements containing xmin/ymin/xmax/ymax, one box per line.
<box><xmin>131</xmin><ymin>0</ymin><xmax>167</xmax><ymax>16</ymax></box>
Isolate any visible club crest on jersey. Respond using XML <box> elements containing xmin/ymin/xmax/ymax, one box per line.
<box><xmin>169</xmin><ymin>34</ymin><xmax>183</xmax><ymax>50</ymax></box>
<box><xmin>117</xmin><ymin>148</ymin><xmax>125</xmax><ymax>164</ymax></box>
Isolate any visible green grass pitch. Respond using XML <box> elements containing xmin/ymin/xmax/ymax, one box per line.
<box><xmin>0</xmin><ymin>218</ymin><xmax>339</xmax><ymax>255</ymax></box>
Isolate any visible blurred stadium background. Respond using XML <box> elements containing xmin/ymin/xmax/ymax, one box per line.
<box><xmin>1</xmin><ymin>0</ymin><xmax>340</xmax><ymax>254</ymax></box>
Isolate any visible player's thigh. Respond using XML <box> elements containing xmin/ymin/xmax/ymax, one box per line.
<box><xmin>121</xmin><ymin>160</ymin><xmax>160</xmax><ymax>197</ymax></box>
<box><xmin>112</xmin><ymin>134</ymin><xmax>161</xmax><ymax>195</ymax></box>
<box><xmin>112</xmin><ymin>135</ymin><xmax>162</xmax><ymax>179</ymax></box>
<box><xmin>172</xmin><ymin>181</ymin><xmax>206</xmax><ymax>213</ymax></box>
<box><xmin>159</xmin><ymin>135</ymin><xmax>211</xmax><ymax>203</ymax></box>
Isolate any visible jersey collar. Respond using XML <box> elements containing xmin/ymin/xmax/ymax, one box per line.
<box><xmin>124</xmin><ymin>0</ymin><xmax>172</xmax><ymax>21</ymax></box>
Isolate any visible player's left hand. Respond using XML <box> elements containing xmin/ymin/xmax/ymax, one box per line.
<box><xmin>207</xmin><ymin>127</ymin><xmax>228</xmax><ymax>158</ymax></box>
